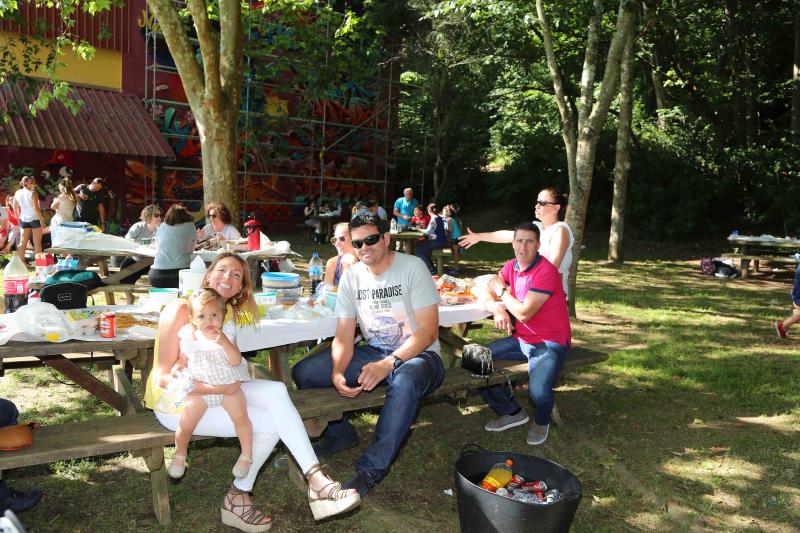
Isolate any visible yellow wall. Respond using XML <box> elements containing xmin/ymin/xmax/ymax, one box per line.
<box><xmin>0</xmin><ymin>31</ymin><xmax>121</xmax><ymax>90</ymax></box>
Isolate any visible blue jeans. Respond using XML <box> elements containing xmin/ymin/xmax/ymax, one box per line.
<box><xmin>415</xmin><ymin>240</ymin><xmax>447</xmax><ymax>271</ymax></box>
<box><xmin>292</xmin><ymin>345</ymin><xmax>444</xmax><ymax>481</ymax></box>
<box><xmin>0</xmin><ymin>398</ymin><xmax>18</xmax><ymax>428</ymax></box>
<box><xmin>479</xmin><ymin>337</ymin><xmax>569</xmax><ymax>425</ymax></box>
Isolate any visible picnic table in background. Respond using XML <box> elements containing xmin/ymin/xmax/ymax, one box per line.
<box><xmin>390</xmin><ymin>230</ymin><xmax>424</xmax><ymax>255</ymax></box>
<box><xmin>723</xmin><ymin>235</ymin><xmax>800</xmax><ymax>279</ymax></box>
<box><xmin>308</xmin><ymin>213</ymin><xmax>339</xmax><ymax>241</ymax></box>
<box><xmin>192</xmin><ymin>248</ymin><xmax>289</xmax><ymax>289</ymax></box>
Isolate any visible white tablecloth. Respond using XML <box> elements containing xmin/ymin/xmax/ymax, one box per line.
<box><xmin>236</xmin><ymin>303</ymin><xmax>491</xmax><ymax>352</ymax></box>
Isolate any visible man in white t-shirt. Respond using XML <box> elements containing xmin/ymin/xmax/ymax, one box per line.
<box><xmin>293</xmin><ymin>211</ymin><xmax>444</xmax><ymax>498</ymax></box>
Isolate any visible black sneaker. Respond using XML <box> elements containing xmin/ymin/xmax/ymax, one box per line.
<box><xmin>312</xmin><ymin>433</ymin><xmax>359</xmax><ymax>459</ymax></box>
<box><xmin>4</xmin><ymin>486</ymin><xmax>42</xmax><ymax>514</ymax></box>
<box><xmin>342</xmin><ymin>470</ymin><xmax>377</xmax><ymax>498</ymax></box>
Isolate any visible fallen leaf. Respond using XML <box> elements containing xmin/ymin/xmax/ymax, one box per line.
<box><xmin>709</xmin><ymin>447</ymin><xmax>730</xmax><ymax>455</ymax></box>
<box><xmin>668</xmin><ymin>450</ymin><xmax>686</xmax><ymax>456</ymax></box>
<box><xmin>692</xmin><ymin>418</ymin><xmax>704</xmax><ymax>425</ymax></box>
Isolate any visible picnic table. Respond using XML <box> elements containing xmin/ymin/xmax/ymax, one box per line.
<box><xmin>308</xmin><ymin>213</ymin><xmax>339</xmax><ymax>240</ymax></box>
<box><xmin>390</xmin><ymin>230</ymin><xmax>423</xmax><ymax>255</ymax></box>
<box><xmin>723</xmin><ymin>235</ymin><xmax>800</xmax><ymax>279</ymax></box>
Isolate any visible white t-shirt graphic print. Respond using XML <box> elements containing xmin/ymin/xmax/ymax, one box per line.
<box><xmin>335</xmin><ymin>253</ymin><xmax>441</xmax><ymax>355</ymax></box>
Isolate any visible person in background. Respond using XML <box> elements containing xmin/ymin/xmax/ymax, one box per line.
<box><xmin>392</xmin><ymin>187</ymin><xmax>418</xmax><ymax>230</ymax></box>
<box><xmin>443</xmin><ymin>203</ymin><xmax>462</xmax><ymax>243</ymax></box>
<box><xmin>351</xmin><ymin>201</ymin><xmax>369</xmax><ymax>218</ymax></box>
<box><xmin>408</xmin><ymin>205</ymin><xmax>430</xmax><ymax>231</ymax></box>
<box><xmin>120</xmin><ymin>204</ymin><xmax>162</xmax><ymax>284</ymax></box>
<box><xmin>324</xmin><ymin>222</ymin><xmax>358</xmax><ymax>287</ymax></box>
<box><xmin>0</xmin><ymin>205</ymin><xmax>12</xmax><ymax>255</ymax></box>
<box><xmin>459</xmin><ymin>188</ymin><xmax>573</xmax><ymax>296</ymax></box>
<box><xmin>0</xmin><ymin>398</ymin><xmax>43</xmax><ymax>515</ymax></box>
<box><xmin>367</xmin><ymin>196</ymin><xmax>388</xmax><ymax>220</ymax></box>
<box><xmin>198</xmin><ymin>202</ymin><xmax>241</xmax><ymax>242</ymax></box>
<box><xmin>1</xmin><ymin>198</ymin><xmax>20</xmax><ymax>255</ymax></box>
<box><xmin>149</xmin><ymin>204</ymin><xmax>197</xmax><ymax>288</ymax></box>
<box><xmin>12</xmin><ymin>176</ymin><xmax>44</xmax><ymax>263</ymax></box>
<box><xmin>146</xmin><ymin>254</ymin><xmax>360</xmax><ymax>530</ymax></box>
<box><xmin>49</xmin><ymin>177</ymin><xmax>76</xmax><ymax>227</ymax></box>
<box><xmin>74</xmin><ymin>177</ymin><xmax>109</xmax><ymax>229</ymax></box>
<box><xmin>478</xmin><ymin>222</ymin><xmax>571</xmax><ymax>446</ymax></box>
<box><xmin>415</xmin><ymin>203</ymin><xmax>449</xmax><ymax>274</ymax></box>
<box><xmin>774</xmin><ymin>261</ymin><xmax>800</xmax><ymax>338</ymax></box>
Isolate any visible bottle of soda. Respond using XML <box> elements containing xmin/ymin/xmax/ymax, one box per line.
<box><xmin>308</xmin><ymin>252</ymin><xmax>323</xmax><ymax>296</ymax></box>
<box><xmin>4</xmin><ymin>255</ymin><xmax>30</xmax><ymax>313</ymax></box>
<box><xmin>480</xmin><ymin>459</ymin><xmax>514</xmax><ymax>492</ymax></box>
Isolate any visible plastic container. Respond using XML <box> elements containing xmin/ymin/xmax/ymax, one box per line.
<box><xmin>480</xmin><ymin>459</ymin><xmax>514</xmax><ymax>492</ymax></box>
<box><xmin>254</xmin><ymin>291</ymin><xmax>278</xmax><ymax>317</ymax></box>
<box><xmin>178</xmin><ymin>269</ymin><xmax>205</xmax><ymax>295</ymax></box>
<box><xmin>324</xmin><ymin>290</ymin><xmax>338</xmax><ymax>311</ymax></box>
<box><xmin>4</xmin><ymin>255</ymin><xmax>29</xmax><ymax>314</ymax></box>
<box><xmin>455</xmin><ymin>445</ymin><xmax>582</xmax><ymax>533</ymax></box>
<box><xmin>148</xmin><ymin>288</ymin><xmax>180</xmax><ymax>307</ymax></box>
<box><xmin>309</xmin><ymin>252</ymin><xmax>323</xmax><ymax>296</ymax></box>
<box><xmin>261</xmin><ymin>272</ymin><xmax>300</xmax><ymax>289</ymax></box>
<box><xmin>275</xmin><ymin>286</ymin><xmax>302</xmax><ymax>305</ymax></box>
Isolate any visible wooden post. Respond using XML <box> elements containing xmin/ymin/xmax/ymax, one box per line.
<box><xmin>142</xmin><ymin>446</ymin><xmax>172</xmax><ymax>525</ymax></box>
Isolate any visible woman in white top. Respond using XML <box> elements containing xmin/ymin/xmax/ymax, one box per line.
<box><xmin>198</xmin><ymin>201</ymin><xmax>241</xmax><ymax>241</ymax></box>
<box><xmin>49</xmin><ymin>177</ymin><xmax>77</xmax><ymax>227</ymax></box>
<box><xmin>458</xmin><ymin>187</ymin><xmax>574</xmax><ymax>296</ymax></box>
<box><xmin>12</xmin><ymin>176</ymin><xmax>45</xmax><ymax>263</ymax></box>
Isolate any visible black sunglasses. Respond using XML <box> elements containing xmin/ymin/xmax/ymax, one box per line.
<box><xmin>352</xmin><ymin>233</ymin><xmax>383</xmax><ymax>249</ymax></box>
<box><xmin>330</xmin><ymin>235</ymin><xmax>346</xmax><ymax>245</ymax></box>
<box><xmin>153</xmin><ymin>213</ymin><xmax>163</xmax><ymax>218</ymax></box>
<box><xmin>535</xmin><ymin>200</ymin><xmax>557</xmax><ymax>207</ymax></box>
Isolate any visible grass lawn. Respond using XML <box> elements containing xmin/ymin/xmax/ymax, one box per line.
<box><xmin>1</xmin><ymin>232</ymin><xmax>798</xmax><ymax>532</ymax></box>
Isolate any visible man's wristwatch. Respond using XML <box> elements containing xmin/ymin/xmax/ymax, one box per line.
<box><xmin>391</xmin><ymin>355</ymin><xmax>404</xmax><ymax>370</ymax></box>
<box><xmin>494</xmin><ymin>285</ymin><xmax>506</xmax><ymax>298</ymax></box>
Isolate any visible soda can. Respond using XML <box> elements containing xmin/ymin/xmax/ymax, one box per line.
<box><xmin>544</xmin><ymin>489</ymin><xmax>561</xmax><ymax>504</ymax></box>
<box><xmin>100</xmin><ymin>312</ymin><xmax>116</xmax><ymax>338</ymax></box>
<box><xmin>521</xmin><ymin>480</ymin><xmax>547</xmax><ymax>492</ymax></box>
<box><xmin>495</xmin><ymin>488</ymin><xmax>510</xmax><ymax>497</ymax></box>
<box><xmin>510</xmin><ymin>474</ymin><xmax>526</xmax><ymax>485</ymax></box>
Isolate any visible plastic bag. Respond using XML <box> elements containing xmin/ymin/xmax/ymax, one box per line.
<box><xmin>278</xmin><ymin>257</ymin><xmax>295</xmax><ymax>272</ymax></box>
<box><xmin>12</xmin><ymin>302</ymin><xmax>71</xmax><ymax>342</ymax></box>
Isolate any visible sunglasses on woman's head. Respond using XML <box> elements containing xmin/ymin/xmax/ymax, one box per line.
<box><xmin>330</xmin><ymin>236</ymin><xmax>346</xmax><ymax>245</ymax></box>
<box><xmin>351</xmin><ymin>233</ymin><xmax>383</xmax><ymax>249</ymax></box>
<box><xmin>535</xmin><ymin>200</ymin><xmax>557</xmax><ymax>207</ymax></box>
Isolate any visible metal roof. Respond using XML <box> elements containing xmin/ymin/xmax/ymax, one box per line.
<box><xmin>0</xmin><ymin>83</ymin><xmax>174</xmax><ymax>158</ymax></box>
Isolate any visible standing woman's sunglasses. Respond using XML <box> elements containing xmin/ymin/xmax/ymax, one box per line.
<box><xmin>351</xmin><ymin>233</ymin><xmax>383</xmax><ymax>249</ymax></box>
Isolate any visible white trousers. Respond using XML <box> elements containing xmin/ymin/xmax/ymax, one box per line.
<box><xmin>155</xmin><ymin>379</ymin><xmax>317</xmax><ymax>491</ymax></box>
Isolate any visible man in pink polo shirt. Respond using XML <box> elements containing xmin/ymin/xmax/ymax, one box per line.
<box><xmin>479</xmin><ymin>222</ymin><xmax>571</xmax><ymax>445</ymax></box>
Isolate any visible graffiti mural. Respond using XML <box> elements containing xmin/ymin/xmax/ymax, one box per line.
<box><xmin>136</xmin><ymin>6</ymin><xmax>395</xmax><ymax>229</ymax></box>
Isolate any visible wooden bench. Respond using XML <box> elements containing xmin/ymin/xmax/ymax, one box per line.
<box><xmin>719</xmin><ymin>252</ymin><xmax>799</xmax><ymax>279</ymax></box>
<box><xmin>0</xmin><ymin>347</ymin><xmax>606</xmax><ymax>526</ymax></box>
<box><xmin>432</xmin><ymin>246</ymin><xmax>460</xmax><ymax>276</ymax></box>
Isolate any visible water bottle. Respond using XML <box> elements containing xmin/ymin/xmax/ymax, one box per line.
<box><xmin>4</xmin><ymin>255</ymin><xmax>30</xmax><ymax>313</ymax></box>
<box><xmin>309</xmin><ymin>252</ymin><xmax>323</xmax><ymax>296</ymax></box>
<box><xmin>479</xmin><ymin>459</ymin><xmax>514</xmax><ymax>492</ymax></box>
<box><xmin>390</xmin><ymin>218</ymin><xmax>398</xmax><ymax>233</ymax></box>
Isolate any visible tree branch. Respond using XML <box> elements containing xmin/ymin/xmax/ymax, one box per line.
<box><xmin>578</xmin><ymin>0</ymin><xmax>603</xmax><ymax>131</ymax></box>
<box><xmin>147</xmin><ymin>0</ymin><xmax>205</xmax><ymax>112</ymax></box>
<box><xmin>536</xmin><ymin>0</ymin><xmax>575</xmax><ymax>132</ymax></box>
<box><xmin>218</xmin><ymin>0</ymin><xmax>243</xmax><ymax>110</ymax></box>
<box><xmin>187</xmin><ymin>0</ymin><xmax>221</xmax><ymax>104</ymax></box>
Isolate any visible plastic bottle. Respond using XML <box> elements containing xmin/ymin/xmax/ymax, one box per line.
<box><xmin>309</xmin><ymin>252</ymin><xmax>323</xmax><ymax>296</ymax></box>
<box><xmin>480</xmin><ymin>459</ymin><xmax>514</xmax><ymax>492</ymax></box>
<box><xmin>390</xmin><ymin>218</ymin><xmax>398</xmax><ymax>233</ymax></box>
<box><xmin>4</xmin><ymin>255</ymin><xmax>30</xmax><ymax>313</ymax></box>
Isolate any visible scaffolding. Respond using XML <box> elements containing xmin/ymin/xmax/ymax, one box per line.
<box><xmin>141</xmin><ymin>1</ymin><xmax>425</xmax><ymax>220</ymax></box>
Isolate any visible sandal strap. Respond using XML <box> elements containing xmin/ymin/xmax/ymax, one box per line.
<box><xmin>309</xmin><ymin>480</ymin><xmax>349</xmax><ymax>502</ymax></box>
<box><xmin>304</xmin><ymin>463</ymin><xmax>325</xmax><ymax>480</ymax></box>
<box><xmin>223</xmin><ymin>487</ymin><xmax>272</xmax><ymax>525</ymax></box>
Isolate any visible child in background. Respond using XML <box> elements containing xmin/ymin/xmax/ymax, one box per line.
<box><xmin>409</xmin><ymin>205</ymin><xmax>430</xmax><ymax>231</ymax></box>
<box><xmin>443</xmin><ymin>203</ymin><xmax>463</xmax><ymax>243</ymax></box>
<box><xmin>775</xmin><ymin>263</ymin><xmax>800</xmax><ymax>338</ymax></box>
<box><xmin>168</xmin><ymin>288</ymin><xmax>253</xmax><ymax>480</ymax></box>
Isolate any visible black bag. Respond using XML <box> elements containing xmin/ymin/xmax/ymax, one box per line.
<box><xmin>461</xmin><ymin>343</ymin><xmax>494</xmax><ymax>378</ymax></box>
<box><xmin>39</xmin><ymin>282</ymin><xmax>88</xmax><ymax>310</ymax></box>
<box><xmin>44</xmin><ymin>269</ymin><xmax>104</xmax><ymax>290</ymax></box>
<box><xmin>712</xmin><ymin>260</ymin><xmax>739</xmax><ymax>278</ymax></box>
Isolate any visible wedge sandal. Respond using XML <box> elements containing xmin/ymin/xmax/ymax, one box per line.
<box><xmin>305</xmin><ymin>464</ymin><xmax>361</xmax><ymax>521</ymax></box>
<box><xmin>220</xmin><ymin>486</ymin><xmax>272</xmax><ymax>532</ymax></box>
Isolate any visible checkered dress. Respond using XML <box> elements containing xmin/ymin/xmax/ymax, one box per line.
<box><xmin>178</xmin><ymin>322</ymin><xmax>250</xmax><ymax>407</ymax></box>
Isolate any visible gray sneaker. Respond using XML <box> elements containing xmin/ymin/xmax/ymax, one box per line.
<box><xmin>527</xmin><ymin>422</ymin><xmax>550</xmax><ymax>445</ymax></box>
<box><xmin>484</xmin><ymin>411</ymin><xmax>530</xmax><ymax>432</ymax></box>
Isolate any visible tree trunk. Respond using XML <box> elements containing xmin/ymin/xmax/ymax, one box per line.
<box><xmin>725</xmin><ymin>0</ymin><xmax>748</xmax><ymax>147</ymax></box>
<box><xmin>650</xmin><ymin>48</ymin><xmax>668</xmax><ymax>129</ymax></box>
<box><xmin>608</xmin><ymin>27</ymin><xmax>636</xmax><ymax>264</ymax></box>
<box><xmin>793</xmin><ymin>6</ymin><xmax>800</xmax><ymax>142</ymax></box>
<box><xmin>147</xmin><ymin>0</ymin><xmax>243</xmax><ymax>223</ymax></box>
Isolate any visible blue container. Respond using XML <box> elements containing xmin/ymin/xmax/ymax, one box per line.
<box><xmin>261</xmin><ymin>272</ymin><xmax>300</xmax><ymax>289</ymax></box>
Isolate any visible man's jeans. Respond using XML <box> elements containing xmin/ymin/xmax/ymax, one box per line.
<box><xmin>479</xmin><ymin>337</ymin><xmax>569</xmax><ymax>426</ymax></box>
<box><xmin>292</xmin><ymin>345</ymin><xmax>444</xmax><ymax>481</ymax></box>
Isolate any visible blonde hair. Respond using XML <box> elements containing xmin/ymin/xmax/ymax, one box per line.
<box><xmin>188</xmin><ymin>288</ymin><xmax>226</xmax><ymax>320</ymax></box>
<box><xmin>202</xmin><ymin>252</ymin><xmax>258</xmax><ymax>325</ymax></box>
<box><xmin>58</xmin><ymin>177</ymin><xmax>77</xmax><ymax>203</ymax></box>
